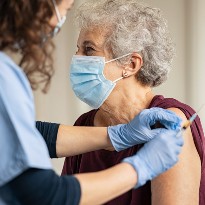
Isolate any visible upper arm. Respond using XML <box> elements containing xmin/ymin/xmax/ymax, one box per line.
<box><xmin>36</xmin><ymin>121</ymin><xmax>60</xmax><ymax>158</ymax></box>
<box><xmin>151</xmin><ymin>108</ymin><xmax>201</xmax><ymax>205</ymax></box>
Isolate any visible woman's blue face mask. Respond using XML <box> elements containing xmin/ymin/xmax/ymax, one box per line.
<box><xmin>69</xmin><ymin>53</ymin><xmax>132</xmax><ymax>109</ymax></box>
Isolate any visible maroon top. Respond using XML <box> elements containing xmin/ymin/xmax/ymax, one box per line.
<box><xmin>62</xmin><ymin>95</ymin><xmax>205</xmax><ymax>205</ymax></box>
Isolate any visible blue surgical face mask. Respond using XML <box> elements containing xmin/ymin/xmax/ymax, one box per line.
<box><xmin>70</xmin><ymin>53</ymin><xmax>131</xmax><ymax>109</ymax></box>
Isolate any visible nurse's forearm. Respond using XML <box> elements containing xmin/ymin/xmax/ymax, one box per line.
<box><xmin>75</xmin><ymin>162</ymin><xmax>137</xmax><ymax>205</ymax></box>
<box><xmin>56</xmin><ymin>125</ymin><xmax>112</xmax><ymax>157</ymax></box>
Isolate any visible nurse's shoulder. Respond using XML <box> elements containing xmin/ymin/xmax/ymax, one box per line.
<box><xmin>0</xmin><ymin>51</ymin><xmax>33</xmax><ymax>101</ymax></box>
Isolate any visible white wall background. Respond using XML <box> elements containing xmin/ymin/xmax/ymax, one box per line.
<box><xmin>35</xmin><ymin>0</ymin><xmax>205</xmax><ymax>174</ymax></box>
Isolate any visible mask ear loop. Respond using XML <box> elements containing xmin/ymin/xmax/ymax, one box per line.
<box><xmin>51</xmin><ymin>0</ymin><xmax>67</xmax><ymax>36</ymax></box>
<box><xmin>52</xmin><ymin>0</ymin><xmax>61</xmax><ymax>22</ymax></box>
<box><xmin>113</xmin><ymin>77</ymin><xmax>124</xmax><ymax>83</ymax></box>
<box><xmin>113</xmin><ymin>70</ymin><xmax>130</xmax><ymax>83</ymax></box>
<box><xmin>106</xmin><ymin>53</ymin><xmax>133</xmax><ymax>83</ymax></box>
<box><xmin>105</xmin><ymin>53</ymin><xmax>133</xmax><ymax>64</ymax></box>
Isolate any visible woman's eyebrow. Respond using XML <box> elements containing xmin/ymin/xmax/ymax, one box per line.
<box><xmin>83</xmin><ymin>40</ymin><xmax>103</xmax><ymax>50</ymax></box>
<box><xmin>83</xmin><ymin>40</ymin><xmax>96</xmax><ymax>46</ymax></box>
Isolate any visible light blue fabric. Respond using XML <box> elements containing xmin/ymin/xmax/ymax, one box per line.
<box><xmin>0</xmin><ymin>52</ymin><xmax>52</xmax><ymax>188</ymax></box>
<box><xmin>70</xmin><ymin>54</ymin><xmax>132</xmax><ymax>109</ymax></box>
<box><xmin>70</xmin><ymin>55</ymin><xmax>116</xmax><ymax>109</ymax></box>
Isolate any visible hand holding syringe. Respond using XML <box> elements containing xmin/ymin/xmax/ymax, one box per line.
<box><xmin>176</xmin><ymin>103</ymin><xmax>205</xmax><ymax>137</ymax></box>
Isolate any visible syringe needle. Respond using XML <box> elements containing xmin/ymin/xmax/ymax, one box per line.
<box><xmin>195</xmin><ymin>103</ymin><xmax>205</xmax><ymax>115</ymax></box>
<box><xmin>176</xmin><ymin>103</ymin><xmax>205</xmax><ymax>137</ymax></box>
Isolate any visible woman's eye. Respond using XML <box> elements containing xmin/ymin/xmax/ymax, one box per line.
<box><xmin>84</xmin><ymin>46</ymin><xmax>95</xmax><ymax>55</ymax></box>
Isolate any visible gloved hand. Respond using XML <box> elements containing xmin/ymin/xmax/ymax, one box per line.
<box><xmin>108</xmin><ymin>107</ymin><xmax>182</xmax><ymax>151</ymax></box>
<box><xmin>122</xmin><ymin>129</ymin><xmax>184</xmax><ymax>188</ymax></box>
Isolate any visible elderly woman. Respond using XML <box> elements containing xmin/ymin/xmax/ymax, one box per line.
<box><xmin>59</xmin><ymin>0</ymin><xmax>205</xmax><ymax>205</ymax></box>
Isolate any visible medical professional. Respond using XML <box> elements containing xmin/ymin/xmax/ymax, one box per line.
<box><xmin>0</xmin><ymin>0</ymin><xmax>184</xmax><ymax>205</ymax></box>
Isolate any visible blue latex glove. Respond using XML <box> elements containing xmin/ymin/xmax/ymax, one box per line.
<box><xmin>108</xmin><ymin>107</ymin><xmax>182</xmax><ymax>151</ymax></box>
<box><xmin>123</xmin><ymin>129</ymin><xmax>184</xmax><ymax>188</ymax></box>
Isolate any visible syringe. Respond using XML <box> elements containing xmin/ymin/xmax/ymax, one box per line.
<box><xmin>177</xmin><ymin>103</ymin><xmax>205</xmax><ymax>137</ymax></box>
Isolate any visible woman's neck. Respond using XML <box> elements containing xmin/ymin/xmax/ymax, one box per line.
<box><xmin>94</xmin><ymin>83</ymin><xmax>155</xmax><ymax>126</ymax></box>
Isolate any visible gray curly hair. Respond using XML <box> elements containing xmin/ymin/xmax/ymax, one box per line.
<box><xmin>75</xmin><ymin>0</ymin><xmax>175</xmax><ymax>87</ymax></box>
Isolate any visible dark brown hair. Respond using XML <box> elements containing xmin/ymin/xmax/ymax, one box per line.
<box><xmin>0</xmin><ymin>0</ymin><xmax>61</xmax><ymax>92</ymax></box>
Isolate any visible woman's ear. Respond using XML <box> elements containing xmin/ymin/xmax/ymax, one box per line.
<box><xmin>122</xmin><ymin>53</ymin><xmax>143</xmax><ymax>77</ymax></box>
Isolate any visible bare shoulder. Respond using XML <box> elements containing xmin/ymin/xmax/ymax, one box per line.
<box><xmin>151</xmin><ymin>107</ymin><xmax>201</xmax><ymax>205</ymax></box>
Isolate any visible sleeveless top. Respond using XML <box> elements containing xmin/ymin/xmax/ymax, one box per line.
<box><xmin>62</xmin><ymin>95</ymin><xmax>205</xmax><ymax>205</ymax></box>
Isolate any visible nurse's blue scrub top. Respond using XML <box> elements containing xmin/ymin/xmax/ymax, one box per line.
<box><xmin>0</xmin><ymin>51</ymin><xmax>52</xmax><ymax>188</ymax></box>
